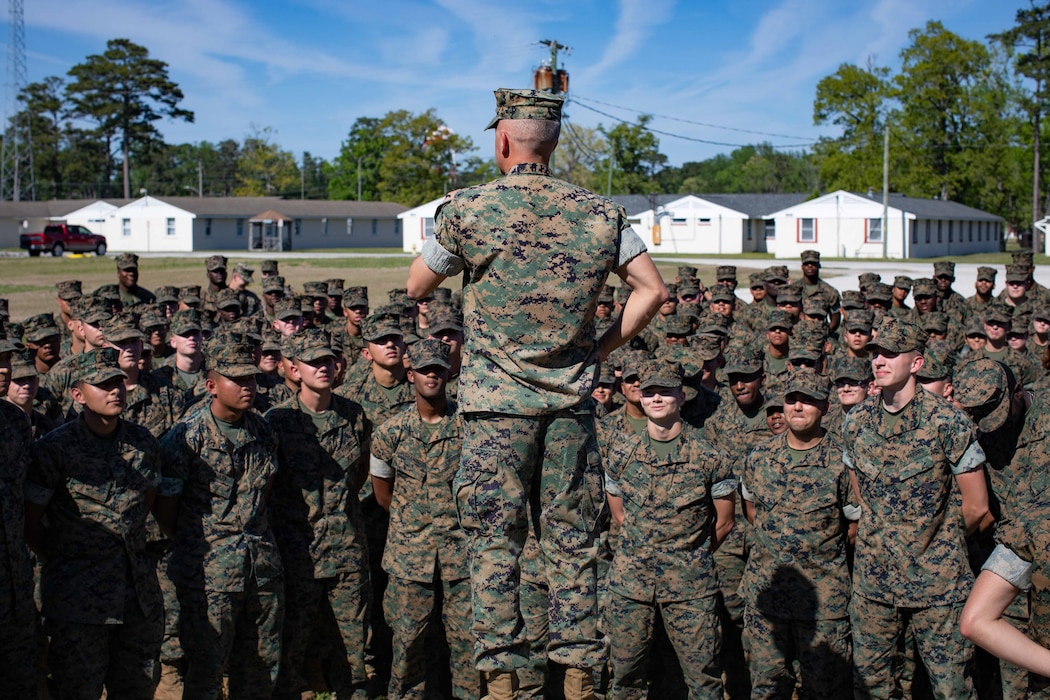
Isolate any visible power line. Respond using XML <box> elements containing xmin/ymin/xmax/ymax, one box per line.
<box><xmin>571</xmin><ymin>93</ymin><xmax>817</xmax><ymax>142</ymax></box>
<box><xmin>567</xmin><ymin>98</ymin><xmax>819</xmax><ymax>149</ymax></box>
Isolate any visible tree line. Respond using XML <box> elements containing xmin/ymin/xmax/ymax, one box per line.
<box><xmin>7</xmin><ymin>7</ymin><xmax>1050</xmax><ymax>234</ymax></box>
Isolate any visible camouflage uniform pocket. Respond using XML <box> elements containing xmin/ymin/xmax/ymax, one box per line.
<box><xmin>454</xmin><ymin>450</ymin><xmax>500</xmax><ymax>534</ymax></box>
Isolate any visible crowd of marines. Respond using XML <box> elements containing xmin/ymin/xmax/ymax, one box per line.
<box><xmin>0</xmin><ymin>243</ymin><xmax>1047</xmax><ymax>700</ymax></box>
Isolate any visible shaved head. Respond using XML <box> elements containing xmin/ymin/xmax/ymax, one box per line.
<box><xmin>501</xmin><ymin>119</ymin><xmax>560</xmax><ymax>157</ymax></box>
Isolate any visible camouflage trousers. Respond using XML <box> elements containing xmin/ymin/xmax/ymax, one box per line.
<box><xmin>742</xmin><ymin>606</ymin><xmax>852</xmax><ymax>700</ymax></box>
<box><xmin>605</xmin><ymin>592</ymin><xmax>722</xmax><ymax>700</ymax></box>
<box><xmin>384</xmin><ymin>575</ymin><xmax>479</xmax><ymax>699</ymax></box>
<box><xmin>177</xmin><ymin>578</ymin><xmax>284</xmax><ymax>700</ymax></box>
<box><xmin>274</xmin><ymin>570</ymin><xmax>370</xmax><ymax>699</ymax></box>
<box><xmin>0</xmin><ymin>605</ymin><xmax>37</xmax><ymax>699</ymax></box>
<box><xmin>456</xmin><ymin>408</ymin><xmax>606</xmax><ymax>672</ymax></box>
<box><xmin>45</xmin><ymin>595</ymin><xmax>163</xmax><ymax>700</ymax></box>
<box><xmin>850</xmin><ymin>593</ymin><xmax>974</xmax><ymax>700</ymax></box>
<box><xmin>713</xmin><ymin>506</ymin><xmax>750</xmax><ymax>700</ymax></box>
<box><xmin>157</xmin><ymin>550</ymin><xmax>181</xmax><ymax>664</ymax></box>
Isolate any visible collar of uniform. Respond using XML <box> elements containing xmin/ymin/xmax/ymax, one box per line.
<box><xmin>508</xmin><ymin>162</ymin><xmax>552</xmax><ymax>177</ymax></box>
<box><xmin>874</xmin><ymin>393</ymin><xmax>923</xmax><ymax>438</ymax></box>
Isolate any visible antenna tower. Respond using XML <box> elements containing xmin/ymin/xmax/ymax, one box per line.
<box><xmin>1</xmin><ymin>0</ymin><xmax>33</xmax><ymax>201</ymax></box>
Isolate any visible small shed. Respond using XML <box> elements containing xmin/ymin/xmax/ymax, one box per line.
<box><xmin>398</xmin><ymin>197</ymin><xmax>444</xmax><ymax>253</ymax></box>
<box><xmin>248</xmin><ymin>210</ymin><xmax>294</xmax><ymax>251</ymax></box>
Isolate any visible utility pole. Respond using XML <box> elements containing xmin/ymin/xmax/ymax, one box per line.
<box><xmin>882</xmin><ymin>126</ymin><xmax>890</xmax><ymax>259</ymax></box>
<box><xmin>0</xmin><ymin>0</ymin><xmax>34</xmax><ymax>202</ymax></box>
<box><xmin>537</xmin><ymin>39</ymin><xmax>571</xmax><ymax>95</ymax></box>
<box><xmin>356</xmin><ymin>157</ymin><xmax>362</xmax><ymax>201</ymax></box>
<box><xmin>197</xmin><ymin>159</ymin><xmax>203</xmax><ymax>198</ymax></box>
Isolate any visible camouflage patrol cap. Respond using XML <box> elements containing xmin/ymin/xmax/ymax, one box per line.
<box><xmin>678</xmin><ymin>278</ymin><xmax>700</xmax><ymax>297</ymax></box>
<box><xmin>866</xmin><ymin>283</ymin><xmax>893</xmax><ymax>303</ymax></box>
<box><xmin>179</xmin><ymin>285</ymin><xmax>202</xmax><ymax>305</ymax></box>
<box><xmin>911</xmin><ymin>278</ymin><xmax>937</xmax><ymax>298</ymax></box>
<box><xmin>868</xmin><ymin>316</ymin><xmax>928</xmax><ymax>354</ymax></box>
<box><xmin>155</xmin><ymin>285</ymin><xmax>179</xmax><ymax>304</ymax></box>
<box><xmin>205</xmin><ymin>255</ymin><xmax>227</xmax><ymax>271</ymax></box>
<box><xmin>953</xmin><ymin>358</ymin><xmax>1011</xmax><ymax>433</ymax></box>
<box><xmin>893</xmin><ymin>276</ymin><xmax>913</xmax><ymax>291</ymax></box>
<box><xmin>342</xmin><ymin>285</ymin><xmax>369</xmax><ymax>308</ymax></box>
<box><xmin>844</xmin><ymin>309</ymin><xmax>874</xmax><ymax>333</ymax></box>
<box><xmin>210</xmin><ymin>343</ymin><xmax>258</xmax><ymax>378</ymax></box>
<box><xmin>115</xmin><ymin>252</ymin><xmax>139</xmax><ymax>270</ymax></box>
<box><xmin>777</xmin><ymin>282</ymin><xmax>803</xmax><ymax>304</ymax></box>
<box><xmin>858</xmin><ymin>272</ymin><xmax>881</xmax><ymax>291</ymax></box>
<box><xmin>170</xmin><ymin>310</ymin><xmax>203</xmax><ymax>336</ymax></box>
<box><xmin>789</xmin><ymin>342</ymin><xmax>822</xmax><ymax>364</ymax></box>
<box><xmin>784</xmin><ymin>367</ymin><xmax>830</xmax><ymax>401</ymax></box>
<box><xmin>663</xmin><ymin>315</ymin><xmax>693</xmax><ymax>336</ymax></box>
<box><xmin>212</xmin><ymin>288</ymin><xmax>239</xmax><ymax>310</ymax></box>
<box><xmin>326</xmin><ymin>278</ymin><xmax>344</xmax><ymax>296</ymax></box>
<box><xmin>261</xmin><ymin>329</ymin><xmax>282</xmax><ymax>353</ymax></box>
<box><xmin>1011</xmin><ymin>312</ymin><xmax>1032</xmax><ymax>335</ymax></box>
<box><xmin>984</xmin><ymin>304</ymin><xmax>1013</xmax><ymax>325</ymax></box>
<box><xmin>933</xmin><ymin>261</ymin><xmax>955</xmax><ymax>279</ymax></box>
<box><xmin>485</xmin><ymin>88</ymin><xmax>564</xmax><ymax>130</ymax></box>
<box><xmin>78</xmin><ymin>296</ymin><xmax>113</xmax><ymax>326</ymax></box>
<box><xmin>766</xmin><ymin>310</ymin><xmax>794</xmax><ymax>331</ymax></box>
<box><xmin>977</xmin><ymin>267</ymin><xmax>997</xmax><ymax>283</ymax></box>
<box><xmin>273</xmin><ymin>298</ymin><xmax>302</xmax><ymax>321</ymax></box>
<box><xmin>678</xmin><ymin>266</ymin><xmax>698</xmax><ymax>279</ymax></box>
<box><xmin>664</xmin><ymin>282</ymin><xmax>678</xmax><ymax>298</ymax></box>
<box><xmin>830</xmin><ymin>356</ymin><xmax>873</xmax><ymax>383</ymax></box>
<box><xmin>597</xmin><ymin>284</ymin><xmax>615</xmax><ymax>304</ymax></box>
<box><xmin>677</xmin><ymin>301</ymin><xmax>701</xmax><ymax>322</ymax></box>
<box><xmin>748</xmin><ymin>272</ymin><xmax>766</xmax><ymax>289</ymax></box>
<box><xmin>299</xmin><ymin>296</ymin><xmax>314</xmax><ymax>314</ymax></box>
<box><xmin>800</xmin><ymin>250</ymin><xmax>821</xmax><ymax>265</ymax></box>
<box><xmin>73</xmin><ymin>347</ymin><xmax>126</xmax><ymax>385</ymax></box>
<box><xmin>303</xmin><ymin>281</ymin><xmax>328</xmax><ymax>299</ymax></box>
<box><xmin>716</xmin><ymin>266</ymin><xmax>737</xmax><ymax>282</ymax></box>
<box><xmin>920</xmin><ymin>311</ymin><xmax>949</xmax><ymax>334</ymax></box>
<box><xmin>284</xmin><ymin>328</ymin><xmax>336</xmax><ymax>362</ymax></box>
<box><xmin>1013</xmin><ymin>251</ymin><xmax>1035</xmax><ymax>265</ymax></box>
<box><xmin>1006</xmin><ymin>264</ymin><xmax>1031</xmax><ymax>283</ymax></box>
<box><xmin>709</xmin><ymin>284</ymin><xmax>736</xmax><ymax>303</ymax></box>
<box><xmin>94</xmin><ymin>284</ymin><xmax>120</xmax><ymax>301</ymax></box>
<box><xmin>233</xmin><ymin>263</ymin><xmax>254</xmax><ymax>282</ymax></box>
<box><xmin>138</xmin><ymin>307</ymin><xmax>168</xmax><ymax>331</ymax></box>
<box><xmin>102</xmin><ymin>312</ymin><xmax>145</xmax><ymax>343</ymax></box>
<box><xmin>723</xmin><ymin>345</ymin><xmax>763</xmax><ymax>375</ymax></box>
<box><xmin>596</xmin><ymin>363</ymin><xmax>616</xmax><ymax>385</ymax></box>
<box><xmin>917</xmin><ymin>339</ymin><xmax>955</xmax><ymax>382</ymax></box>
<box><xmin>362</xmin><ymin>311</ymin><xmax>403</xmax><ymax>342</ymax></box>
<box><xmin>802</xmin><ymin>297</ymin><xmax>829</xmax><ymax>318</ymax></box>
<box><xmin>409</xmin><ymin>338</ymin><xmax>451</xmax><ymax>370</ymax></box>
<box><xmin>1034</xmin><ymin>303</ymin><xmax>1050</xmax><ymax>322</ymax></box>
<box><xmin>840</xmin><ymin>290</ymin><xmax>865</xmax><ymax>310</ymax></box>
<box><xmin>432</xmin><ymin>287</ymin><xmax>452</xmax><ymax>303</ymax></box>
<box><xmin>262</xmin><ymin>276</ymin><xmax>286</xmax><ymax>294</ymax></box>
<box><xmin>22</xmin><ymin>313</ymin><xmax>60</xmax><ymax>342</ymax></box>
<box><xmin>56</xmin><ymin>279</ymin><xmax>83</xmax><ymax>301</ymax></box>
<box><xmin>261</xmin><ymin>259</ymin><xmax>279</xmax><ymax>275</ymax></box>
<box><xmin>427</xmin><ymin>305</ymin><xmax>463</xmax><ymax>334</ymax></box>
<box><xmin>638</xmin><ymin>359</ymin><xmax>683</xmax><ymax>391</ymax></box>
<box><xmin>617</xmin><ymin>349</ymin><xmax>652</xmax><ymax>380</ymax></box>
<box><xmin>765</xmin><ymin>266</ymin><xmax>789</xmax><ymax>284</ymax></box>
<box><xmin>10</xmin><ymin>350</ymin><xmax>37</xmax><ymax>380</ymax></box>
<box><xmin>230</xmin><ymin>316</ymin><xmax>263</xmax><ymax>341</ymax></box>
<box><xmin>693</xmin><ymin>335</ymin><xmax>723</xmax><ymax>362</ymax></box>
<box><xmin>964</xmin><ymin>318</ymin><xmax>987</xmax><ymax>337</ymax></box>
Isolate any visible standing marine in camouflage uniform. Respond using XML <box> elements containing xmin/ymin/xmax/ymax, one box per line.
<box><xmin>603</xmin><ymin>359</ymin><xmax>735</xmax><ymax>700</ymax></box>
<box><xmin>200</xmin><ymin>255</ymin><xmax>228</xmax><ymax>323</ymax></box>
<box><xmin>740</xmin><ymin>369</ymin><xmax>858</xmax><ymax>699</ymax></box>
<box><xmin>331</xmin><ymin>285</ymin><xmax>369</xmax><ymax>368</ymax></box>
<box><xmin>156</xmin><ymin>343</ymin><xmax>284</xmax><ymax>700</ymax></box>
<box><xmin>267</xmin><ymin>329</ymin><xmax>372</xmax><ymax>699</ymax></box>
<box><xmin>841</xmin><ymin>316</ymin><xmax>991</xmax><ymax>698</ymax></box>
<box><xmin>115</xmin><ymin>253</ymin><xmax>156</xmax><ymax>308</ymax></box>
<box><xmin>0</xmin><ymin>337</ymin><xmax>37</xmax><ymax>699</ymax></box>
<box><xmin>799</xmin><ymin>250</ymin><xmax>841</xmax><ymax>332</ymax></box>
<box><xmin>370</xmin><ymin>339</ymin><xmax>478</xmax><ymax>699</ymax></box>
<box><xmin>406</xmin><ymin>88</ymin><xmax>666</xmax><ymax>699</ymax></box>
<box><xmin>24</xmin><ymin>348</ymin><xmax>164</xmax><ymax>699</ymax></box>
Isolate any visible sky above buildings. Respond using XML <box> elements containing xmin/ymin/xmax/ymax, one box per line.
<box><xmin>17</xmin><ymin>0</ymin><xmax>1021</xmax><ymax>169</ymax></box>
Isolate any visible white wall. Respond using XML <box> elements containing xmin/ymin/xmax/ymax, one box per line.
<box><xmin>636</xmin><ymin>196</ymin><xmax>749</xmax><ymax>255</ymax></box>
<box><xmin>105</xmin><ymin>197</ymin><xmax>195</xmax><ymax>253</ymax></box>
<box><xmin>399</xmin><ymin>197</ymin><xmax>442</xmax><ymax>253</ymax></box>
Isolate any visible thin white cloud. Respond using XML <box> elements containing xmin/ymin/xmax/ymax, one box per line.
<box><xmin>578</xmin><ymin>0</ymin><xmax>676</xmax><ymax>85</ymax></box>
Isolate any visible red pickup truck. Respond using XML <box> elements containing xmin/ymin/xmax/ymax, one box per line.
<box><xmin>20</xmin><ymin>224</ymin><xmax>108</xmax><ymax>257</ymax></box>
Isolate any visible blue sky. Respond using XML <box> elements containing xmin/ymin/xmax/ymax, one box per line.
<box><xmin>16</xmin><ymin>0</ymin><xmax>1021</xmax><ymax>170</ymax></box>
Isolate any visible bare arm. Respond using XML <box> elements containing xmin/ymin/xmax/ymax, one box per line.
<box><xmin>607</xmin><ymin>494</ymin><xmax>624</xmax><ymax>527</ymax></box>
<box><xmin>407</xmin><ymin>256</ymin><xmax>448</xmax><ymax>300</ymax></box>
<box><xmin>743</xmin><ymin>498</ymin><xmax>756</xmax><ymax>525</ymax></box>
<box><xmin>598</xmin><ymin>253</ymin><xmax>668</xmax><ymax>362</ymax></box>
<box><xmin>372</xmin><ymin>475</ymin><xmax>393</xmax><ymax>512</ymax></box>
<box><xmin>961</xmin><ymin>570</ymin><xmax>1050</xmax><ymax>675</ymax></box>
<box><xmin>957</xmin><ymin>468</ymin><xmax>993</xmax><ymax>536</ymax></box>
<box><xmin>712</xmin><ymin>494</ymin><xmax>736</xmax><ymax>552</ymax></box>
